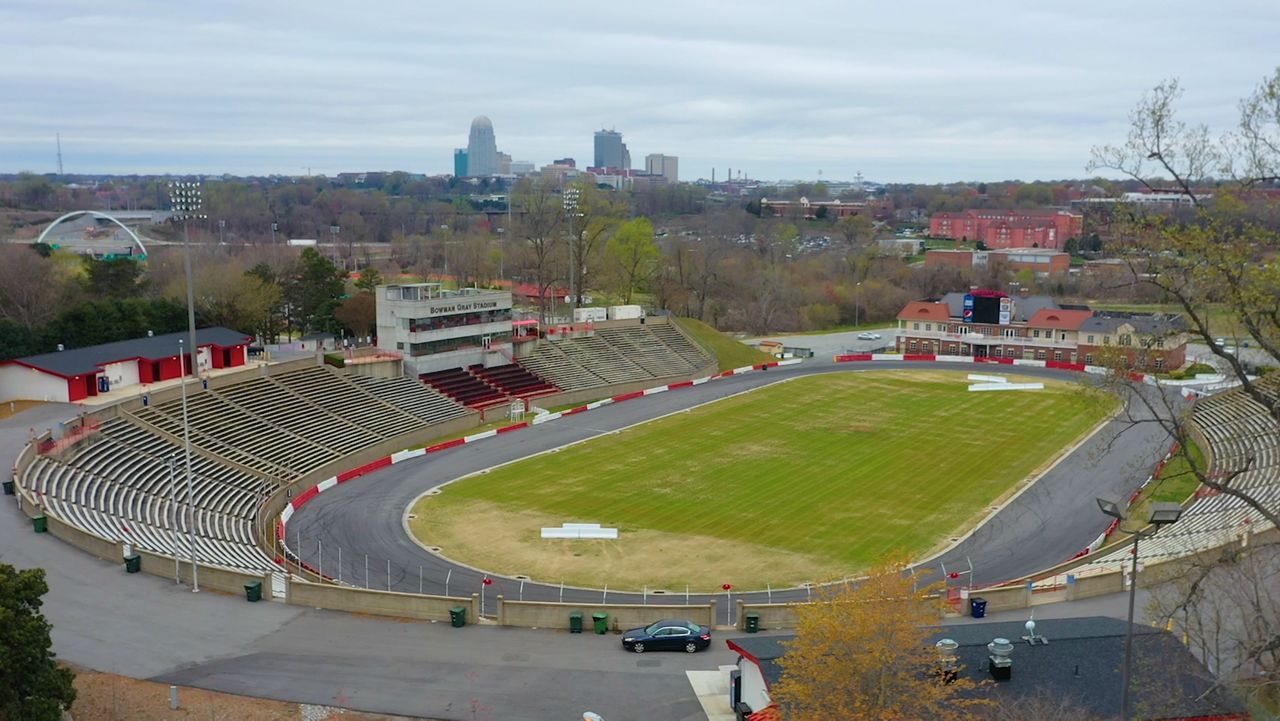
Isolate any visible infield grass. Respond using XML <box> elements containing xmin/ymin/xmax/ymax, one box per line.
<box><xmin>410</xmin><ymin>370</ymin><xmax>1117</xmax><ymax>590</ymax></box>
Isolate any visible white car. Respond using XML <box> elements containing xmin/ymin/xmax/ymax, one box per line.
<box><xmin>857</xmin><ymin>331</ymin><xmax>882</xmax><ymax>341</ymax></box>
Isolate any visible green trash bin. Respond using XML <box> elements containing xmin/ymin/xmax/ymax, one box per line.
<box><xmin>591</xmin><ymin>612</ymin><xmax>609</xmax><ymax>635</ymax></box>
<box><xmin>244</xmin><ymin>581</ymin><xmax>262</xmax><ymax>602</ymax></box>
<box><xmin>569</xmin><ymin>612</ymin><xmax>583</xmax><ymax>634</ymax></box>
<box><xmin>449</xmin><ymin>605</ymin><xmax>467</xmax><ymax>628</ymax></box>
<box><xmin>745</xmin><ymin>613</ymin><xmax>761</xmax><ymax>633</ymax></box>
<box><xmin>2</xmin><ymin>479</ymin><xmax>14</xmax><ymax>495</ymax></box>
<box><xmin>32</xmin><ymin>515</ymin><xmax>47</xmax><ymax>533</ymax></box>
<box><xmin>124</xmin><ymin>554</ymin><xmax>140</xmax><ymax>573</ymax></box>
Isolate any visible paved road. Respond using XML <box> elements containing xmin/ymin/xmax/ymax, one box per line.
<box><xmin>289</xmin><ymin>360</ymin><xmax>1177</xmax><ymax>621</ymax></box>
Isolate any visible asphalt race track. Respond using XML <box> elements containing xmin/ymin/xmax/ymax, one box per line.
<box><xmin>289</xmin><ymin>360</ymin><xmax>1176</xmax><ymax>623</ymax></box>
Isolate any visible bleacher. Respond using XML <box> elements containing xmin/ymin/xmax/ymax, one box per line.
<box><xmin>470</xmin><ymin>363</ymin><xmax>558</xmax><ymax>400</ymax></box>
<box><xmin>131</xmin><ymin>365</ymin><xmax>472</xmax><ymax>480</ymax></box>
<box><xmin>420</xmin><ymin>367</ymin><xmax>507</xmax><ymax>408</ymax></box>
<box><xmin>23</xmin><ymin>417</ymin><xmax>277</xmax><ymax>573</ymax></box>
<box><xmin>516</xmin><ymin>323</ymin><xmax>713</xmax><ymax>392</ymax></box>
<box><xmin>1075</xmin><ymin>376</ymin><xmax>1280</xmax><ymax>572</ymax></box>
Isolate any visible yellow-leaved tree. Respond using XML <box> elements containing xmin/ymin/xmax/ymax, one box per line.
<box><xmin>771</xmin><ymin>558</ymin><xmax>990</xmax><ymax>720</ymax></box>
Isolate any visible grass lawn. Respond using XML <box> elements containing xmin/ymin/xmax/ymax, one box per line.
<box><xmin>410</xmin><ymin>370</ymin><xmax>1117</xmax><ymax>590</ymax></box>
<box><xmin>673</xmin><ymin>317</ymin><xmax>775</xmax><ymax>372</ymax></box>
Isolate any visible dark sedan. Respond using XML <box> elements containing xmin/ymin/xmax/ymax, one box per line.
<box><xmin>620</xmin><ymin>619</ymin><xmax>712</xmax><ymax>653</ymax></box>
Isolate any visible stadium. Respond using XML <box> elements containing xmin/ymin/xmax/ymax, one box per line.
<box><xmin>5</xmin><ymin>287</ymin><xmax>1277</xmax><ymax>715</ymax></box>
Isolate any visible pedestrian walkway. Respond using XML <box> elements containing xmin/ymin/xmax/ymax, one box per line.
<box><xmin>686</xmin><ymin>665</ymin><xmax>738</xmax><ymax>721</ymax></box>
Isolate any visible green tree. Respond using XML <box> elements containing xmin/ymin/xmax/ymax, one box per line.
<box><xmin>0</xmin><ymin>565</ymin><xmax>76</xmax><ymax>721</ymax></box>
<box><xmin>82</xmin><ymin>257</ymin><xmax>145</xmax><ymax>299</ymax></box>
<box><xmin>834</xmin><ymin>214</ymin><xmax>875</xmax><ymax>247</ymax></box>
<box><xmin>284</xmin><ymin>247</ymin><xmax>347</xmax><ymax>335</ymax></box>
<box><xmin>0</xmin><ymin>319</ymin><xmax>44</xmax><ymax>361</ymax></box>
<box><xmin>354</xmin><ymin>267</ymin><xmax>383</xmax><ymax>294</ymax></box>
<box><xmin>606</xmin><ymin>218</ymin><xmax>661</xmax><ymax>303</ymax></box>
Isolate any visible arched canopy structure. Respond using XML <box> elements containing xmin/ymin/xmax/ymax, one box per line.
<box><xmin>35</xmin><ymin>210</ymin><xmax>148</xmax><ymax>258</ymax></box>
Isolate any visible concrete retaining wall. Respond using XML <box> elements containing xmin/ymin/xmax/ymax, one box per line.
<box><xmin>497</xmin><ymin>597</ymin><xmax>716</xmax><ymax>631</ymax></box>
<box><xmin>286</xmin><ymin>578</ymin><xmax>479</xmax><ymax>623</ymax></box>
<box><xmin>1070</xmin><ymin>571</ymin><xmax>1125</xmax><ymax>600</ymax></box>
<box><xmin>134</xmin><ymin>548</ymin><xmax>272</xmax><ymax>596</ymax></box>
<box><xmin>45</xmin><ymin>514</ymin><xmax>123</xmax><ymax>561</ymax></box>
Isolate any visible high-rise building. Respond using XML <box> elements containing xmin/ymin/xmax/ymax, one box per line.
<box><xmin>497</xmin><ymin>152</ymin><xmax>512</xmax><ymax>175</ymax></box>
<box><xmin>466</xmin><ymin>116</ymin><xmax>499</xmax><ymax>176</ymax></box>
<box><xmin>453</xmin><ymin>149</ymin><xmax>468</xmax><ymax>177</ymax></box>
<box><xmin>645</xmin><ymin>154</ymin><xmax>679</xmax><ymax>183</ymax></box>
<box><xmin>510</xmin><ymin>160</ymin><xmax>535</xmax><ymax>176</ymax></box>
<box><xmin>593</xmin><ymin>129</ymin><xmax>628</xmax><ymax>170</ymax></box>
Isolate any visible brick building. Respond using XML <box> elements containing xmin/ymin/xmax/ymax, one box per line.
<box><xmin>759</xmin><ymin>197</ymin><xmax>867</xmax><ymax>219</ymax></box>
<box><xmin>925</xmin><ymin>248</ymin><xmax>1071</xmax><ymax>275</ymax></box>
<box><xmin>894</xmin><ymin>293</ymin><xmax>1187</xmax><ymax>370</ymax></box>
<box><xmin>928</xmin><ymin>209</ymin><xmax>1083</xmax><ymax>250</ymax></box>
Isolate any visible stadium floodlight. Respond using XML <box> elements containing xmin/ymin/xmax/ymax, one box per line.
<box><xmin>167</xmin><ymin>180</ymin><xmax>203</xmax><ymax>593</ymax></box>
<box><xmin>563</xmin><ymin>188</ymin><xmax>581</xmax><ymax>311</ymax></box>
<box><xmin>1096</xmin><ymin>496</ymin><xmax>1183</xmax><ymax>720</ymax></box>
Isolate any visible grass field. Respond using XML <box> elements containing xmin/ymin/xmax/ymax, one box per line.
<box><xmin>410</xmin><ymin>371</ymin><xmax>1117</xmax><ymax>590</ymax></box>
<box><xmin>672</xmin><ymin>317</ymin><xmax>775</xmax><ymax>372</ymax></box>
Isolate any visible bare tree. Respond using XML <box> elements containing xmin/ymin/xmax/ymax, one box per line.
<box><xmin>512</xmin><ymin>178</ymin><xmax>565</xmax><ymax>324</ymax></box>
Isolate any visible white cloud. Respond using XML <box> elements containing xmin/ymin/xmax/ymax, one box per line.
<box><xmin>1</xmin><ymin>0</ymin><xmax>1277</xmax><ymax>181</ymax></box>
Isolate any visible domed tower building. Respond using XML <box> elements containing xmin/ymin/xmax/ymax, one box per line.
<box><xmin>466</xmin><ymin>116</ymin><xmax>499</xmax><ymax>177</ymax></box>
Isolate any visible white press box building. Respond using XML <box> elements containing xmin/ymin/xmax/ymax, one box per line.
<box><xmin>375</xmin><ymin>283</ymin><xmax>514</xmax><ymax>375</ymax></box>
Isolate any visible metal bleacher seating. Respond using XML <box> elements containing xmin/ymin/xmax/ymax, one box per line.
<box><xmin>515</xmin><ymin>323</ymin><xmax>713</xmax><ymax>392</ymax></box>
<box><xmin>24</xmin><ymin>417</ymin><xmax>277</xmax><ymax>573</ymax></box>
<box><xmin>1076</xmin><ymin>375</ymin><xmax>1280</xmax><ymax>571</ymax></box>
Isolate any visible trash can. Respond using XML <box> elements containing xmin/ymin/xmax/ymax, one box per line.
<box><xmin>2</xmin><ymin>479</ymin><xmax>14</xmax><ymax>495</ymax></box>
<box><xmin>32</xmin><ymin>515</ymin><xmax>47</xmax><ymax>533</ymax></box>
<box><xmin>450</xmin><ymin>605</ymin><xmax>467</xmax><ymax>628</ymax></box>
<box><xmin>244</xmin><ymin>581</ymin><xmax>262</xmax><ymax>602</ymax></box>
<box><xmin>745</xmin><ymin>613</ymin><xmax>760</xmax><ymax>633</ymax></box>
<box><xmin>591</xmin><ymin>612</ymin><xmax>609</xmax><ymax>635</ymax></box>
<box><xmin>970</xmin><ymin>597</ymin><xmax>987</xmax><ymax>619</ymax></box>
<box><xmin>569</xmin><ymin>612</ymin><xmax>583</xmax><ymax>634</ymax></box>
<box><xmin>124</xmin><ymin>554</ymin><xmax>140</xmax><ymax>573</ymax></box>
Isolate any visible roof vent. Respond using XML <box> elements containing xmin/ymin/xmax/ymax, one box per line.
<box><xmin>988</xmin><ymin>637</ymin><xmax>1013</xmax><ymax>681</ymax></box>
<box><xmin>147</xmin><ymin>330</ymin><xmax>154</xmax><ymax>337</ymax></box>
<box><xmin>1022</xmin><ymin>617</ymin><xmax>1048</xmax><ymax>645</ymax></box>
<box><xmin>57</xmin><ymin>344</ymin><xmax>64</xmax><ymax>352</ymax></box>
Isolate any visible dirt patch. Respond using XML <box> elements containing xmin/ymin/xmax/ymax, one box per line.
<box><xmin>68</xmin><ymin>667</ymin><xmax>427</xmax><ymax>720</ymax></box>
<box><xmin>410</xmin><ymin>498</ymin><xmax>840</xmax><ymax>591</ymax></box>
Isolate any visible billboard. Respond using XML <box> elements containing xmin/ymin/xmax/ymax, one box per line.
<box><xmin>998</xmin><ymin>297</ymin><xmax>1013</xmax><ymax>326</ymax></box>
<box><xmin>962</xmin><ymin>294</ymin><xmax>975</xmax><ymax>323</ymax></box>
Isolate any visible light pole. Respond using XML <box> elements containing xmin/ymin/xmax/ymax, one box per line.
<box><xmin>563</xmin><ymin>187</ymin><xmax>581</xmax><ymax>314</ymax></box>
<box><xmin>168</xmin><ymin>454</ymin><xmax>179</xmax><ymax>584</ymax></box>
<box><xmin>1096</xmin><ymin>498</ymin><xmax>1183</xmax><ymax>720</ymax></box>
<box><xmin>855</xmin><ymin>281</ymin><xmax>862</xmax><ymax>328</ymax></box>
<box><xmin>270</xmin><ymin>221</ymin><xmax>278</xmax><ymax>245</ymax></box>
<box><xmin>329</xmin><ymin>224</ymin><xmax>341</xmax><ymax>269</ymax></box>
<box><xmin>178</xmin><ymin>340</ymin><xmax>199</xmax><ymax>592</ymax></box>
<box><xmin>167</xmin><ymin>181</ymin><xmax>203</xmax><ymax>593</ymax></box>
<box><xmin>218</xmin><ymin>219</ymin><xmax>226</xmax><ymax>245</ymax></box>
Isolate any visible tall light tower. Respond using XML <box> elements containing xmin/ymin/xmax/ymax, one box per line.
<box><xmin>563</xmin><ymin>187</ymin><xmax>581</xmax><ymax>314</ymax></box>
<box><xmin>167</xmin><ymin>180</ymin><xmax>204</xmax><ymax>592</ymax></box>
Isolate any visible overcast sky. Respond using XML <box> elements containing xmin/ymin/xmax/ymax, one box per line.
<box><xmin>3</xmin><ymin>1</ymin><xmax>1278</xmax><ymax>182</ymax></box>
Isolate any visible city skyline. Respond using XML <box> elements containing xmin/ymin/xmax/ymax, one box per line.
<box><xmin>3</xmin><ymin>1</ymin><xmax>1279</xmax><ymax>182</ymax></box>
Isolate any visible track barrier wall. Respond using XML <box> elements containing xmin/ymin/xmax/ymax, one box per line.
<box><xmin>498</xmin><ymin>597</ymin><xmax>716</xmax><ymax>630</ymax></box>
<box><xmin>286</xmin><ymin>577</ymin><xmax>479</xmax><ymax>623</ymax></box>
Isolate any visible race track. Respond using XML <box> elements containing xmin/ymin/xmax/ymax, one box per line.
<box><xmin>288</xmin><ymin>360</ymin><xmax>1175</xmax><ymax>623</ymax></box>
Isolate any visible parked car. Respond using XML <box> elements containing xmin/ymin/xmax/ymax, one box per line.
<box><xmin>620</xmin><ymin>619</ymin><xmax>712</xmax><ymax>654</ymax></box>
<box><xmin>857</xmin><ymin>331</ymin><xmax>882</xmax><ymax>341</ymax></box>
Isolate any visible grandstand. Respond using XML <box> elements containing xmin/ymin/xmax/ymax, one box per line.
<box><xmin>1075</xmin><ymin>375</ymin><xmax>1280</xmax><ymax>571</ymax></box>
<box><xmin>516</xmin><ymin>322</ymin><xmax>712</xmax><ymax>391</ymax></box>
<box><xmin>129</xmin><ymin>365</ymin><xmax>472</xmax><ymax>480</ymax></box>
<box><xmin>25</xmin><ymin>417</ymin><xmax>276</xmax><ymax>572</ymax></box>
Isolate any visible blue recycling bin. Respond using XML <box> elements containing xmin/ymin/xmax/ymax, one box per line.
<box><xmin>970</xmin><ymin>597</ymin><xmax>987</xmax><ymax>619</ymax></box>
